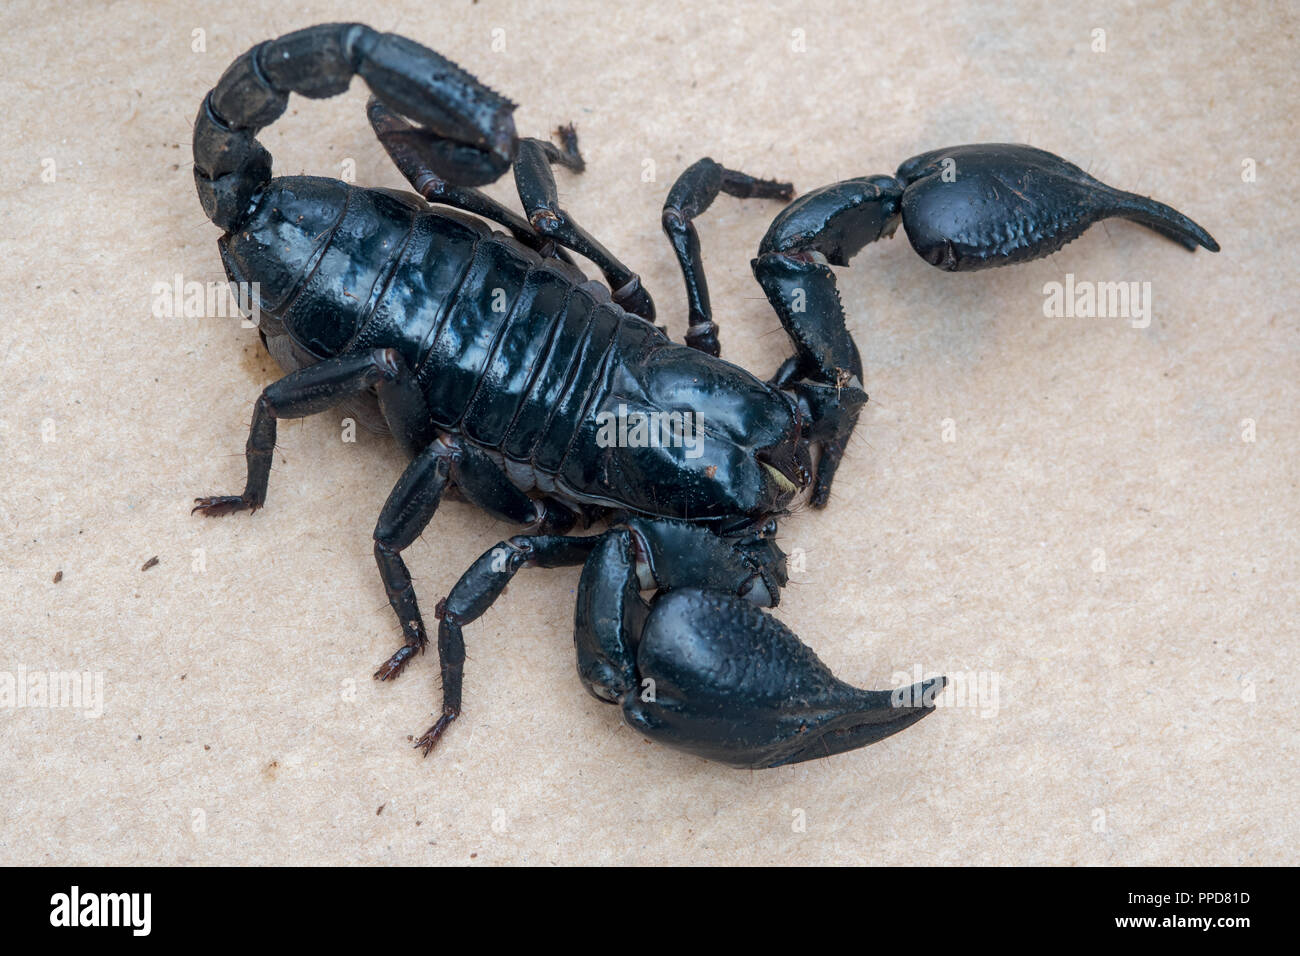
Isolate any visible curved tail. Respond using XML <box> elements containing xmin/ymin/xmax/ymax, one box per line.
<box><xmin>193</xmin><ymin>22</ymin><xmax>516</xmax><ymax>233</ymax></box>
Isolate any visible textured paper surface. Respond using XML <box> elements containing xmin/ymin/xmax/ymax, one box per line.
<box><xmin>1</xmin><ymin>1</ymin><xmax>1296</xmax><ymax>865</ymax></box>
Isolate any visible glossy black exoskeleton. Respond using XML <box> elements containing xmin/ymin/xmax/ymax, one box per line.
<box><xmin>191</xmin><ymin>23</ymin><xmax>1218</xmax><ymax>768</ymax></box>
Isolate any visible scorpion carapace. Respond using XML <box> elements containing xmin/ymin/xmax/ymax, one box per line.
<box><xmin>191</xmin><ymin>23</ymin><xmax>1218</xmax><ymax>768</ymax></box>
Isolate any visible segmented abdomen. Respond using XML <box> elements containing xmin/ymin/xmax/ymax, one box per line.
<box><xmin>221</xmin><ymin>177</ymin><xmax>661</xmax><ymax>476</ymax></box>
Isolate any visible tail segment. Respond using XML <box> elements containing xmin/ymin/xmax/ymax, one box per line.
<box><xmin>193</xmin><ymin>22</ymin><xmax>516</xmax><ymax>233</ymax></box>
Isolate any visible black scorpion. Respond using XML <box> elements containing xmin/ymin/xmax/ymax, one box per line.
<box><xmin>190</xmin><ymin>23</ymin><xmax>1218</xmax><ymax>768</ymax></box>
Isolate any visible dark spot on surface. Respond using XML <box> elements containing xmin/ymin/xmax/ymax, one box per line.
<box><xmin>53</xmin><ymin>570</ymin><xmax>62</xmax><ymax>583</ymax></box>
<box><xmin>141</xmin><ymin>555</ymin><xmax>159</xmax><ymax>571</ymax></box>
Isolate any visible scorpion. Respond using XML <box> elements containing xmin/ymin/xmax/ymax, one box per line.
<box><xmin>190</xmin><ymin>23</ymin><xmax>1218</xmax><ymax>768</ymax></box>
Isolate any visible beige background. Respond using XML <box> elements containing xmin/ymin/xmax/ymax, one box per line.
<box><xmin>1</xmin><ymin>0</ymin><xmax>1296</xmax><ymax>865</ymax></box>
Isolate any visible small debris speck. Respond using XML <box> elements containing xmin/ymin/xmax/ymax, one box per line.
<box><xmin>141</xmin><ymin>555</ymin><xmax>159</xmax><ymax>571</ymax></box>
<box><xmin>53</xmin><ymin>570</ymin><xmax>62</xmax><ymax>583</ymax></box>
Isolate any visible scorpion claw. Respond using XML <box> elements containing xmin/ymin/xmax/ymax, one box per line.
<box><xmin>621</xmin><ymin>588</ymin><xmax>944</xmax><ymax>768</ymax></box>
<box><xmin>895</xmin><ymin>143</ymin><xmax>1219</xmax><ymax>270</ymax></box>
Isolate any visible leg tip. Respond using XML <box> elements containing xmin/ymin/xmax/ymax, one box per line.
<box><xmin>192</xmin><ymin>494</ymin><xmax>253</xmax><ymax>517</ymax></box>
<box><xmin>553</xmin><ymin>123</ymin><xmax>584</xmax><ymax>172</ymax></box>
<box><xmin>374</xmin><ymin>642</ymin><xmax>422</xmax><ymax>681</ymax></box>
<box><xmin>413</xmin><ymin>712</ymin><xmax>456</xmax><ymax>757</ymax></box>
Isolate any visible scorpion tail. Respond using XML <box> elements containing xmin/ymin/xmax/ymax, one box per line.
<box><xmin>193</xmin><ymin>22</ymin><xmax>517</xmax><ymax>233</ymax></box>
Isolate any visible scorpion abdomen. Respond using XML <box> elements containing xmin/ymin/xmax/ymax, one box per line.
<box><xmin>221</xmin><ymin>177</ymin><xmax>681</xmax><ymax>490</ymax></box>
